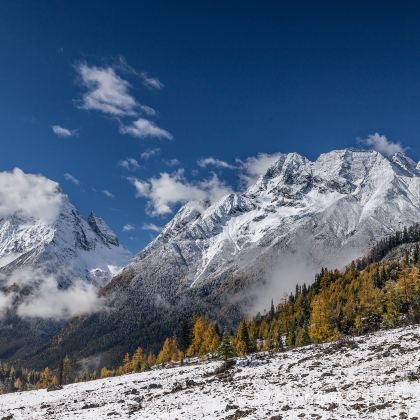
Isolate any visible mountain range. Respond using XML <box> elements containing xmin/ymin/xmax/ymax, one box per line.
<box><xmin>0</xmin><ymin>148</ymin><xmax>419</xmax><ymax>368</ymax></box>
<box><xmin>0</xmin><ymin>198</ymin><xmax>132</xmax><ymax>287</ymax></box>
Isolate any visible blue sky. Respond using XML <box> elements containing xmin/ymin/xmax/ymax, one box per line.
<box><xmin>1</xmin><ymin>1</ymin><xmax>420</xmax><ymax>252</ymax></box>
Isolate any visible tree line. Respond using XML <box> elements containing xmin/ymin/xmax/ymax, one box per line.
<box><xmin>1</xmin><ymin>224</ymin><xmax>419</xmax><ymax>393</ymax></box>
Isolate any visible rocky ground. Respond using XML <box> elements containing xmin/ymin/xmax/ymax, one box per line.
<box><xmin>1</xmin><ymin>325</ymin><xmax>420</xmax><ymax>419</ymax></box>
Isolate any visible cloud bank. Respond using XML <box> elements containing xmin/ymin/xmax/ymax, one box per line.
<box><xmin>361</xmin><ymin>133</ymin><xmax>406</xmax><ymax>157</ymax></box>
<box><xmin>129</xmin><ymin>170</ymin><xmax>232</xmax><ymax>215</ymax></box>
<box><xmin>237</xmin><ymin>152</ymin><xmax>284</xmax><ymax>187</ymax></box>
<box><xmin>0</xmin><ymin>168</ymin><xmax>63</xmax><ymax>224</ymax></box>
<box><xmin>0</xmin><ymin>268</ymin><xmax>103</xmax><ymax>320</ymax></box>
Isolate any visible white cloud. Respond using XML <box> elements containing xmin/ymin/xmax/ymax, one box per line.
<box><xmin>140</xmin><ymin>72</ymin><xmax>164</xmax><ymax>90</ymax></box>
<box><xmin>141</xmin><ymin>223</ymin><xmax>161</xmax><ymax>232</ymax></box>
<box><xmin>0</xmin><ymin>268</ymin><xmax>103</xmax><ymax>320</ymax></box>
<box><xmin>120</xmin><ymin>118</ymin><xmax>173</xmax><ymax>140</ymax></box>
<box><xmin>129</xmin><ymin>170</ymin><xmax>232</xmax><ymax>215</ymax></box>
<box><xmin>123</xmin><ymin>224</ymin><xmax>135</xmax><ymax>232</ymax></box>
<box><xmin>163</xmin><ymin>158</ymin><xmax>180</xmax><ymax>167</ymax></box>
<box><xmin>0</xmin><ymin>290</ymin><xmax>14</xmax><ymax>317</ymax></box>
<box><xmin>76</xmin><ymin>59</ymin><xmax>172</xmax><ymax>141</ymax></box>
<box><xmin>129</xmin><ymin>178</ymin><xmax>150</xmax><ymax>196</ymax></box>
<box><xmin>18</xmin><ymin>278</ymin><xmax>102</xmax><ymax>319</ymax></box>
<box><xmin>118</xmin><ymin>157</ymin><xmax>140</xmax><ymax>171</ymax></box>
<box><xmin>361</xmin><ymin>133</ymin><xmax>406</xmax><ymax>157</ymax></box>
<box><xmin>141</xmin><ymin>147</ymin><xmax>161</xmax><ymax>160</ymax></box>
<box><xmin>0</xmin><ymin>168</ymin><xmax>63</xmax><ymax>224</ymax></box>
<box><xmin>237</xmin><ymin>152</ymin><xmax>284</xmax><ymax>187</ymax></box>
<box><xmin>116</xmin><ymin>56</ymin><xmax>164</xmax><ymax>90</ymax></box>
<box><xmin>51</xmin><ymin>124</ymin><xmax>78</xmax><ymax>137</ymax></box>
<box><xmin>197</xmin><ymin>157</ymin><xmax>235</xmax><ymax>169</ymax></box>
<box><xmin>76</xmin><ymin>62</ymin><xmax>137</xmax><ymax>116</ymax></box>
<box><xmin>64</xmin><ymin>172</ymin><xmax>80</xmax><ymax>185</ymax></box>
<box><xmin>140</xmin><ymin>104</ymin><xmax>157</xmax><ymax>116</ymax></box>
<box><xmin>102</xmin><ymin>189</ymin><xmax>115</xmax><ymax>198</ymax></box>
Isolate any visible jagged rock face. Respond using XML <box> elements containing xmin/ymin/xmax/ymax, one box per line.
<box><xmin>0</xmin><ymin>195</ymin><xmax>132</xmax><ymax>287</ymax></box>
<box><xmin>114</xmin><ymin>149</ymin><xmax>420</xmax><ymax>298</ymax></box>
<box><xmin>46</xmin><ymin>148</ymin><xmax>417</xmax><ymax>367</ymax></box>
<box><xmin>5</xmin><ymin>148</ymin><xmax>420</xmax><ymax>368</ymax></box>
<box><xmin>87</xmin><ymin>212</ymin><xmax>120</xmax><ymax>248</ymax></box>
<box><xmin>0</xmin><ymin>180</ymin><xmax>132</xmax><ymax>367</ymax></box>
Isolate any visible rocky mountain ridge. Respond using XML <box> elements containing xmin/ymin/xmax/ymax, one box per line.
<box><xmin>1</xmin><ymin>148</ymin><xmax>419</xmax><ymax>368</ymax></box>
<box><xmin>112</xmin><ymin>148</ymin><xmax>420</xmax><ymax>300</ymax></box>
<box><xmin>0</xmin><ymin>195</ymin><xmax>132</xmax><ymax>287</ymax></box>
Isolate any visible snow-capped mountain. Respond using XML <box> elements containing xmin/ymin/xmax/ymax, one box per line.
<box><xmin>46</xmin><ymin>147</ymin><xmax>417</xmax><ymax>368</ymax></box>
<box><xmin>114</xmin><ymin>149</ymin><xmax>420</xmax><ymax>300</ymax></box>
<box><xmin>0</xmin><ymin>187</ymin><xmax>132</xmax><ymax>287</ymax></box>
<box><xmin>4</xmin><ymin>148</ymin><xmax>420</xmax><ymax>369</ymax></box>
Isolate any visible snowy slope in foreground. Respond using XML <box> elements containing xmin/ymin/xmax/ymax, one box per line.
<box><xmin>1</xmin><ymin>326</ymin><xmax>420</xmax><ymax>419</ymax></box>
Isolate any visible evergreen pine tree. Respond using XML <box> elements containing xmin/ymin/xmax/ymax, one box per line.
<box><xmin>276</xmin><ymin>328</ymin><xmax>284</xmax><ymax>351</ymax></box>
<box><xmin>235</xmin><ymin>319</ymin><xmax>252</xmax><ymax>355</ymax></box>
<box><xmin>62</xmin><ymin>356</ymin><xmax>71</xmax><ymax>385</ymax></box>
<box><xmin>269</xmin><ymin>299</ymin><xmax>275</xmax><ymax>319</ymax></box>
<box><xmin>177</xmin><ymin>320</ymin><xmax>190</xmax><ymax>354</ymax></box>
<box><xmin>57</xmin><ymin>360</ymin><xmax>63</xmax><ymax>386</ymax></box>
<box><xmin>295</xmin><ymin>326</ymin><xmax>311</xmax><ymax>346</ymax></box>
<box><xmin>217</xmin><ymin>330</ymin><xmax>235</xmax><ymax>361</ymax></box>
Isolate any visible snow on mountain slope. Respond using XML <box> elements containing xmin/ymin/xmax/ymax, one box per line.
<box><xmin>1</xmin><ymin>325</ymin><xmax>419</xmax><ymax>419</ymax></box>
<box><xmin>113</xmin><ymin>149</ymin><xmax>420</xmax><ymax>306</ymax></box>
<box><xmin>22</xmin><ymin>148</ymin><xmax>418</xmax><ymax>368</ymax></box>
<box><xmin>0</xmin><ymin>171</ymin><xmax>132</xmax><ymax>287</ymax></box>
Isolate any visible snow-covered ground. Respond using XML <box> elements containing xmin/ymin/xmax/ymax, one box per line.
<box><xmin>1</xmin><ymin>325</ymin><xmax>420</xmax><ymax>419</ymax></box>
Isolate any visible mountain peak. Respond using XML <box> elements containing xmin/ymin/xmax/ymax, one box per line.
<box><xmin>390</xmin><ymin>152</ymin><xmax>419</xmax><ymax>174</ymax></box>
<box><xmin>0</xmin><ymin>169</ymin><xmax>132</xmax><ymax>286</ymax></box>
<box><xmin>123</xmin><ymin>145</ymin><xmax>420</xmax><ymax>292</ymax></box>
<box><xmin>87</xmin><ymin>212</ymin><xmax>119</xmax><ymax>247</ymax></box>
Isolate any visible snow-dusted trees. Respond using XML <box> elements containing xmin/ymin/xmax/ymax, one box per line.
<box><xmin>2</xmin><ymin>227</ymin><xmax>419</xmax><ymax>396</ymax></box>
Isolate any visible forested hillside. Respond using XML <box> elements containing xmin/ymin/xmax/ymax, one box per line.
<box><xmin>0</xmin><ymin>224</ymin><xmax>419</xmax><ymax>394</ymax></box>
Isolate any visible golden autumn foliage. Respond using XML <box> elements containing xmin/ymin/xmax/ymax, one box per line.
<box><xmin>187</xmin><ymin>316</ymin><xmax>220</xmax><ymax>357</ymax></box>
<box><xmin>157</xmin><ymin>336</ymin><xmax>182</xmax><ymax>364</ymax></box>
<box><xmin>36</xmin><ymin>367</ymin><xmax>56</xmax><ymax>389</ymax></box>
<box><xmin>2</xmin><ymin>229</ymin><xmax>418</xmax><ymax>396</ymax></box>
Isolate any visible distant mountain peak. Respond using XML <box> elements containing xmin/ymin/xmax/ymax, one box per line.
<box><xmin>119</xmin><ymin>147</ymin><xmax>420</xmax><ymax>298</ymax></box>
<box><xmin>15</xmin><ymin>147</ymin><xmax>419</xmax><ymax>369</ymax></box>
<box><xmin>0</xmin><ymin>184</ymin><xmax>131</xmax><ymax>286</ymax></box>
<box><xmin>87</xmin><ymin>211</ymin><xmax>119</xmax><ymax>247</ymax></box>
